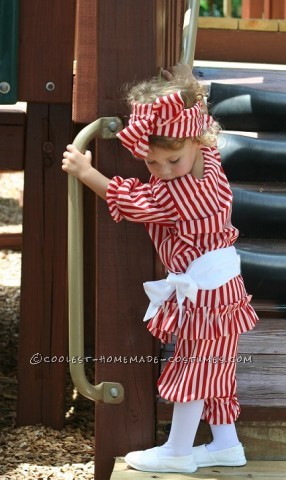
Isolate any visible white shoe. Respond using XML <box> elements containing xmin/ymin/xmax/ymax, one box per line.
<box><xmin>193</xmin><ymin>442</ymin><xmax>247</xmax><ymax>467</ymax></box>
<box><xmin>125</xmin><ymin>446</ymin><xmax>197</xmax><ymax>473</ymax></box>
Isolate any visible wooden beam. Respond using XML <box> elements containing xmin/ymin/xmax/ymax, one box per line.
<box><xmin>111</xmin><ymin>458</ymin><xmax>286</xmax><ymax>478</ymax></box>
<box><xmin>73</xmin><ymin>0</ymin><xmax>185</xmax><ymax>123</ymax></box>
<box><xmin>74</xmin><ymin>1</ymin><xmax>185</xmax><ymax>478</ymax></box>
<box><xmin>196</xmin><ymin>29</ymin><xmax>286</xmax><ymax>64</ymax></box>
<box><xmin>0</xmin><ymin>233</ymin><xmax>22</xmax><ymax>250</ymax></box>
<box><xmin>18</xmin><ymin>0</ymin><xmax>76</xmax><ymax>103</ymax></box>
<box><xmin>239</xmin><ymin>19</ymin><xmax>278</xmax><ymax>30</ymax></box>
<box><xmin>242</xmin><ymin>0</ymin><xmax>264</xmax><ymax>19</ymax></box>
<box><xmin>0</xmin><ymin>110</ymin><xmax>25</xmax><ymax>170</ymax></box>
<box><xmin>17</xmin><ymin>103</ymin><xmax>73</xmax><ymax>428</ymax></box>
<box><xmin>93</xmin><ymin>0</ymin><xmax>159</xmax><ymax>476</ymax></box>
<box><xmin>264</xmin><ymin>0</ymin><xmax>271</xmax><ymax>19</ymax></box>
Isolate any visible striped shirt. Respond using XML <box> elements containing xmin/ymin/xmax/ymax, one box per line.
<box><xmin>106</xmin><ymin>146</ymin><xmax>239</xmax><ymax>273</ymax></box>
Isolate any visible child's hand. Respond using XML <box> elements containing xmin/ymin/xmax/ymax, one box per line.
<box><xmin>62</xmin><ymin>144</ymin><xmax>92</xmax><ymax>179</ymax></box>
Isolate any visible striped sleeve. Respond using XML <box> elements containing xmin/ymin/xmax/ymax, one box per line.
<box><xmin>106</xmin><ymin>176</ymin><xmax>181</xmax><ymax>224</ymax></box>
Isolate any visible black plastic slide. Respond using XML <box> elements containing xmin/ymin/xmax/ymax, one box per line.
<box><xmin>238</xmin><ymin>247</ymin><xmax>286</xmax><ymax>301</ymax></box>
<box><xmin>219</xmin><ymin>133</ymin><xmax>286</xmax><ymax>181</ymax></box>
<box><xmin>232</xmin><ymin>187</ymin><xmax>286</xmax><ymax>237</ymax></box>
<box><xmin>209</xmin><ymin>83</ymin><xmax>286</xmax><ymax>131</ymax></box>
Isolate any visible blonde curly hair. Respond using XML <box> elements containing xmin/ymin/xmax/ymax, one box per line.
<box><xmin>126</xmin><ymin>67</ymin><xmax>220</xmax><ymax>149</ymax></box>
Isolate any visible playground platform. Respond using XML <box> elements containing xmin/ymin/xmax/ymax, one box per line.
<box><xmin>111</xmin><ymin>458</ymin><xmax>286</xmax><ymax>479</ymax></box>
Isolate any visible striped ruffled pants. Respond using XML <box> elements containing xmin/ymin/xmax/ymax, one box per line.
<box><xmin>149</xmin><ymin>275</ymin><xmax>258</xmax><ymax>424</ymax></box>
<box><xmin>158</xmin><ymin>334</ymin><xmax>240</xmax><ymax>424</ymax></box>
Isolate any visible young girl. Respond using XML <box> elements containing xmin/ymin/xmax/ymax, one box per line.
<box><xmin>62</xmin><ymin>65</ymin><xmax>258</xmax><ymax>474</ymax></box>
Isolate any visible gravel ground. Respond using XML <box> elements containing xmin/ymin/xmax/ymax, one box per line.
<box><xmin>0</xmin><ymin>173</ymin><xmax>95</xmax><ymax>479</ymax></box>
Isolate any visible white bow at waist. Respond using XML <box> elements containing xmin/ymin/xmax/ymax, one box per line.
<box><xmin>143</xmin><ymin>246</ymin><xmax>241</xmax><ymax>327</ymax></box>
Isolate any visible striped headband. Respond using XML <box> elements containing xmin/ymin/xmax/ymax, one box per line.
<box><xmin>117</xmin><ymin>90</ymin><xmax>213</xmax><ymax>158</ymax></box>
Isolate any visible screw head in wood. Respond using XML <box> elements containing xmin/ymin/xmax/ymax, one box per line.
<box><xmin>0</xmin><ymin>82</ymin><xmax>11</xmax><ymax>94</ymax></box>
<box><xmin>46</xmin><ymin>82</ymin><xmax>56</xmax><ymax>91</ymax></box>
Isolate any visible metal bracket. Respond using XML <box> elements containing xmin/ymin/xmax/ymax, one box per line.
<box><xmin>68</xmin><ymin>116</ymin><xmax>124</xmax><ymax>404</ymax></box>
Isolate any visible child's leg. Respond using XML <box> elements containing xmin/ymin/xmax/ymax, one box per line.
<box><xmin>192</xmin><ymin>396</ymin><xmax>246</xmax><ymax>467</ymax></box>
<box><xmin>124</xmin><ymin>400</ymin><xmax>203</xmax><ymax>473</ymax></box>
<box><xmin>201</xmin><ymin>395</ymin><xmax>241</xmax><ymax>451</ymax></box>
<box><xmin>207</xmin><ymin>423</ymin><xmax>240</xmax><ymax>452</ymax></box>
<box><xmin>159</xmin><ymin>399</ymin><xmax>204</xmax><ymax>456</ymax></box>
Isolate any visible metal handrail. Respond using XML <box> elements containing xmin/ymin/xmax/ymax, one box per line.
<box><xmin>68</xmin><ymin>117</ymin><xmax>124</xmax><ymax>404</ymax></box>
<box><xmin>68</xmin><ymin>0</ymin><xmax>200</xmax><ymax>404</ymax></box>
<box><xmin>180</xmin><ymin>0</ymin><xmax>200</xmax><ymax>68</ymax></box>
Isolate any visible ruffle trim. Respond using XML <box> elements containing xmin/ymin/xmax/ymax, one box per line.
<box><xmin>201</xmin><ymin>397</ymin><xmax>241</xmax><ymax>424</ymax></box>
<box><xmin>147</xmin><ymin>295</ymin><xmax>258</xmax><ymax>343</ymax></box>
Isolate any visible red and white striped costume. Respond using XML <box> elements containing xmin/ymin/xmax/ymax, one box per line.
<box><xmin>106</xmin><ymin>146</ymin><xmax>258</xmax><ymax>424</ymax></box>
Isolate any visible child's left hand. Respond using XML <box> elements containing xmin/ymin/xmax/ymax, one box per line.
<box><xmin>62</xmin><ymin>144</ymin><xmax>93</xmax><ymax>180</ymax></box>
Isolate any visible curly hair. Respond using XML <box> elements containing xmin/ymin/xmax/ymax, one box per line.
<box><xmin>125</xmin><ymin>70</ymin><xmax>220</xmax><ymax>149</ymax></box>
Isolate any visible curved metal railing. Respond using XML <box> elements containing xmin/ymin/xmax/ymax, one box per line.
<box><xmin>68</xmin><ymin>117</ymin><xmax>124</xmax><ymax>403</ymax></box>
<box><xmin>180</xmin><ymin>0</ymin><xmax>200</xmax><ymax>67</ymax></box>
<box><xmin>67</xmin><ymin>1</ymin><xmax>200</xmax><ymax>403</ymax></box>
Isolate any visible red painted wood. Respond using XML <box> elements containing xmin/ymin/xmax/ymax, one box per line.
<box><xmin>93</xmin><ymin>0</ymin><xmax>159</xmax><ymax>475</ymax></box>
<box><xmin>0</xmin><ymin>111</ymin><xmax>25</xmax><ymax>170</ymax></box>
<box><xmin>17</xmin><ymin>104</ymin><xmax>72</xmax><ymax>428</ymax></box>
<box><xmin>74</xmin><ymin>1</ymin><xmax>185</xmax><ymax>477</ymax></box>
<box><xmin>18</xmin><ymin>0</ymin><xmax>76</xmax><ymax>103</ymax></box>
<box><xmin>270</xmin><ymin>0</ymin><xmax>286</xmax><ymax>18</ymax></box>
<box><xmin>242</xmin><ymin>0</ymin><xmax>264</xmax><ymax>19</ymax></box>
<box><xmin>73</xmin><ymin>0</ymin><xmax>184</xmax><ymax>478</ymax></box>
<box><xmin>73</xmin><ymin>0</ymin><xmax>185</xmax><ymax>123</ymax></box>
<box><xmin>242</xmin><ymin>0</ymin><xmax>286</xmax><ymax>18</ymax></box>
<box><xmin>0</xmin><ymin>233</ymin><xmax>22</xmax><ymax>250</ymax></box>
<box><xmin>196</xmin><ymin>29</ymin><xmax>286</xmax><ymax>64</ymax></box>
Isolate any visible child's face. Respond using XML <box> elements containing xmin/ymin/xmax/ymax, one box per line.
<box><xmin>144</xmin><ymin>139</ymin><xmax>201</xmax><ymax>181</ymax></box>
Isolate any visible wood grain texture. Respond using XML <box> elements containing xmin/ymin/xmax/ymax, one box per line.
<box><xmin>73</xmin><ymin>0</ymin><xmax>185</xmax><ymax>123</ymax></box>
<box><xmin>195</xmin><ymin>29</ymin><xmax>286</xmax><ymax>64</ymax></box>
<box><xmin>111</xmin><ymin>457</ymin><xmax>286</xmax><ymax>478</ymax></box>
<box><xmin>72</xmin><ymin>1</ymin><xmax>186</xmax><ymax>478</ymax></box>
<box><xmin>18</xmin><ymin>0</ymin><xmax>76</xmax><ymax>103</ymax></box>
<box><xmin>0</xmin><ymin>233</ymin><xmax>22</xmax><ymax>250</ymax></box>
<box><xmin>17</xmin><ymin>104</ymin><xmax>72</xmax><ymax>428</ymax></box>
<box><xmin>0</xmin><ymin>110</ymin><xmax>25</xmax><ymax>170</ymax></box>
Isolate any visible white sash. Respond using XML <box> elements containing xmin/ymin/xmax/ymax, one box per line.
<box><xmin>143</xmin><ymin>246</ymin><xmax>241</xmax><ymax>327</ymax></box>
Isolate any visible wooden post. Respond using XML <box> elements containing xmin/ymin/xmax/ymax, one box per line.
<box><xmin>223</xmin><ymin>0</ymin><xmax>232</xmax><ymax>17</ymax></box>
<box><xmin>16</xmin><ymin>0</ymin><xmax>76</xmax><ymax>428</ymax></box>
<box><xmin>242</xmin><ymin>0</ymin><xmax>264</xmax><ymax>19</ymax></box>
<box><xmin>242</xmin><ymin>0</ymin><xmax>286</xmax><ymax>19</ymax></box>
<box><xmin>17</xmin><ymin>104</ymin><xmax>73</xmax><ymax>428</ymax></box>
<box><xmin>74</xmin><ymin>1</ymin><xmax>185</xmax><ymax>478</ymax></box>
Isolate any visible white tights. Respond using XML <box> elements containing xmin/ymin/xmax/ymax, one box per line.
<box><xmin>207</xmin><ymin>423</ymin><xmax>240</xmax><ymax>452</ymax></box>
<box><xmin>158</xmin><ymin>400</ymin><xmax>239</xmax><ymax>457</ymax></box>
<box><xmin>159</xmin><ymin>400</ymin><xmax>204</xmax><ymax>456</ymax></box>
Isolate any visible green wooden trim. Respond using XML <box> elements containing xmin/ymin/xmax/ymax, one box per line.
<box><xmin>0</xmin><ymin>0</ymin><xmax>19</xmax><ymax>104</ymax></box>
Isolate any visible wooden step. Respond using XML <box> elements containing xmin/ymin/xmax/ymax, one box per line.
<box><xmin>158</xmin><ymin>317</ymin><xmax>286</xmax><ymax>410</ymax></box>
<box><xmin>111</xmin><ymin>458</ymin><xmax>286</xmax><ymax>479</ymax></box>
<box><xmin>156</xmin><ymin>315</ymin><xmax>286</xmax><ymax>458</ymax></box>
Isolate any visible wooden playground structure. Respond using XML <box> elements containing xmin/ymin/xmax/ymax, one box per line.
<box><xmin>1</xmin><ymin>1</ymin><xmax>286</xmax><ymax>479</ymax></box>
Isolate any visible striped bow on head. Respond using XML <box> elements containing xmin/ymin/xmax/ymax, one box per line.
<box><xmin>117</xmin><ymin>91</ymin><xmax>213</xmax><ymax>158</ymax></box>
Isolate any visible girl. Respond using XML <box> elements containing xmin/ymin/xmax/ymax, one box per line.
<box><xmin>62</xmin><ymin>65</ymin><xmax>258</xmax><ymax>474</ymax></box>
